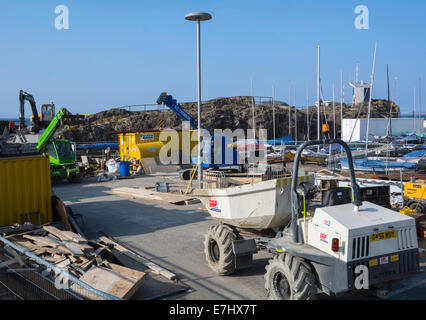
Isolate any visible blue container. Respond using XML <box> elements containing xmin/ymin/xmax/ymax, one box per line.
<box><xmin>120</xmin><ymin>161</ymin><xmax>130</xmax><ymax>177</ymax></box>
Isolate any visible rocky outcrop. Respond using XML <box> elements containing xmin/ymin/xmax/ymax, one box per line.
<box><xmin>59</xmin><ymin>97</ymin><xmax>400</xmax><ymax>142</ymax></box>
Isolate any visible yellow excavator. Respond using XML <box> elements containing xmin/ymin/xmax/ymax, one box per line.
<box><xmin>19</xmin><ymin>90</ymin><xmax>55</xmax><ymax>133</ymax></box>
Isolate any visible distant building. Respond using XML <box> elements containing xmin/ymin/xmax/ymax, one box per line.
<box><xmin>342</xmin><ymin>118</ymin><xmax>424</xmax><ymax>142</ymax></box>
<box><xmin>349</xmin><ymin>81</ymin><xmax>371</xmax><ymax>105</ymax></box>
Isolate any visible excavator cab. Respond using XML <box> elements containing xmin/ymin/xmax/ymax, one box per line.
<box><xmin>31</xmin><ymin>103</ymin><xmax>55</xmax><ymax>126</ymax></box>
<box><xmin>40</xmin><ymin>103</ymin><xmax>55</xmax><ymax>122</ymax></box>
<box><xmin>45</xmin><ymin>139</ymin><xmax>83</xmax><ymax>182</ymax></box>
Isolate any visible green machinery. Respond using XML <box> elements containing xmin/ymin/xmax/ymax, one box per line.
<box><xmin>36</xmin><ymin>108</ymin><xmax>86</xmax><ymax>183</ymax></box>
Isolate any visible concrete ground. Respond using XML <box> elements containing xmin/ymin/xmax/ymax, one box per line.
<box><xmin>52</xmin><ymin>173</ymin><xmax>426</xmax><ymax>300</ymax></box>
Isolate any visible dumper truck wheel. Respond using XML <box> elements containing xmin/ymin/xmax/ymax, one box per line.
<box><xmin>409</xmin><ymin>202</ymin><xmax>425</xmax><ymax>213</ymax></box>
<box><xmin>67</xmin><ymin>172</ymin><xmax>85</xmax><ymax>184</ymax></box>
<box><xmin>204</xmin><ymin>224</ymin><xmax>237</xmax><ymax>275</ymax></box>
<box><xmin>264</xmin><ymin>253</ymin><xmax>316</xmax><ymax>300</ymax></box>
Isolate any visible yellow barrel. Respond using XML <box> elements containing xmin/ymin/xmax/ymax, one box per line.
<box><xmin>0</xmin><ymin>155</ymin><xmax>53</xmax><ymax>226</ymax></box>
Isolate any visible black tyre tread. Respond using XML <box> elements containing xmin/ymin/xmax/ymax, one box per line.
<box><xmin>204</xmin><ymin>224</ymin><xmax>237</xmax><ymax>275</ymax></box>
<box><xmin>264</xmin><ymin>253</ymin><xmax>316</xmax><ymax>300</ymax></box>
<box><xmin>68</xmin><ymin>172</ymin><xmax>85</xmax><ymax>184</ymax></box>
<box><xmin>409</xmin><ymin>202</ymin><xmax>424</xmax><ymax>213</ymax></box>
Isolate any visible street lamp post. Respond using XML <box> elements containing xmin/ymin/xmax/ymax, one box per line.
<box><xmin>185</xmin><ymin>11</ymin><xmax>212</xmax><ymax>189</ymax></box>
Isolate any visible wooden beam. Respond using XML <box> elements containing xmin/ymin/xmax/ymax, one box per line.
<box><xmin>98</xmin><ymin>236</ymin><xmax>176</xmax><ymax>280</ymax></box>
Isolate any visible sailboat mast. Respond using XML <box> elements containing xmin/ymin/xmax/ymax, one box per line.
<box><xmin>288</xmin><ymin>82</ymin><xmax>291</xmax><ymax>137</ymax></box>
<box><xmin>414</xmin><ymin>86</ymin><xmax>416</xmax><ymax>132</ymax></box>
<box><xmin>306</xmin><ymin>85</ymin><xmax>309</xmax><ymax>140</ymax></box>
<box><xmin>251</xmin><ymin>77</ymin><xmax>255</xmax><ymax>132</ymax></box>
<box><xmin>364</xmin><ymin>41</ymin><xmax>378</xmax><ymax>156</ymax></box>
<box><xmin>333</xmin><ymin>83</ymin><xmax>336</xmax><ymax>139</ymax></box>
<box><xmin>420</xmin><ymin>78</ymin><xmax>423</xmax><ymax>138</ymax></box>
<box><xmin>272</xmin><ymin>85</ymin><xmax>276</xmax><ymax>146</ymax></box>
<box><xmin>340</xmin><ymin>69</ymin><xmax>344</xmax><ymax>140</ymax></box>
<box><xmin>317</xmin><ymin>45</ymin><xmax>321</xmax><ymax>148</ymax></box>
<box><xmin>294</xmin><ymin>85</ymin><xmax>297</xmax><ymax>142</ymax></box>
<box><xmin>387</xmin><ymin>64</ymin><xmax>392</xmax><ymax>138</ymax></box>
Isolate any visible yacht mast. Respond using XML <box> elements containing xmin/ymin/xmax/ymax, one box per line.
<box><xmin>317</xmin><ymin>45</ymin><xmax>321</xmax><ymax>151</ymax></box>
<box><xmin>364</xmin><ymin>41</ymin><xmax>378</xmax><ymax>156</ymax></box>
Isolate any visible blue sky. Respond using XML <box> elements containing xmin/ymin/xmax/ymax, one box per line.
<box><xmin>0</xmin><ymin>0</ymin><xmax>424</xmax><ymax>117</ymax></box>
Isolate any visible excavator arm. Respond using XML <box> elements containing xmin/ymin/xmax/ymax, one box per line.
<box><xmin>36</xmin><ymin>108</ymin><xmax>85</xmax><ymax>152</ymax></box>
<box><xmin>19</xmin><ymin>90</ymin><xmax>41</xmax><ymax>129</ymax></box>
<box><xmin>36</xmin><ymin>108</ymin><xmax>71</xmax><ymax>152</ymax></box>
<box><xmin>157</xmin><ymin>92</ymin><xmax>198</xmax><ymax>129</ymax></box>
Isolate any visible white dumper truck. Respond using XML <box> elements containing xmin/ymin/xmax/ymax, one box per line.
<box><xmin>195</xmin><ymin>139</ymin><xmax>420</xmax><ymax>300</ymax></box>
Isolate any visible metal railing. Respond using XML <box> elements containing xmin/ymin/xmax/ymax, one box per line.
<box><xmin>202</xmin><ymin>163</ymin><xmax>288</xmax><ymax>189</ymax></box>
<box><xmin>203</xmin><ymin>171</ymin><xmax>228</xmax><ymax>189</ymax></box>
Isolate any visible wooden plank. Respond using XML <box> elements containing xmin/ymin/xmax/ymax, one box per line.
<box><xmin>108</xmin><ymin>263</ymin><xmax>146</xmax><ymax>281</ymax></box>
<box><xmin>43</xmin><ymin>226</ymin><xmax>92</xmax><ymax>255</ymax></box>
<box><xmin>107</xmin><ymin>263</ymin><xmax>146</xmax><ymax>298</ymax></box>
<box><xmin>14</xmin><ymin>240</ymin><xmax>40</xmax><ymax>251</ymax></box>
<box><xmin>72</xmin><ymin>266</ymin><xmax>146</xmax><ymax>300</ymax></box>
<box><xmin>55</xmin><ymin>258</ymin><xmax>71</xmax><ymax>269</ymax></box>
<box><xmin>54</xmin><ymin>198</ymin><xmax>73</xmax><ymax>231</ymax></box>
<box><xmin>23</xmin><ymin>235</ymin><xmax>72</xmax><ymax>255</ymax></box>
<box><xmin>63</xmin><ymin>241</ymin><xmax>84</xmax><ymax>257</ymax></box>
<box><xmin>79</xmin><ymin>258</ymin><xmax>96</xmax><ymax>272</ymax></box>
<box><xmin>98</xmin><ymin>236</ymin><xmax>176</xmax><ymax>280</ymax></box>
<box><xmin>23</xmin><ymin>234</ymin><xmax>60</xmax><ymax>247</ymax></box>
<box><xmin>15</xmin><ymin>240</ymin><xmax>71</xmax><ymax>257</ymax></box>
<box><xmin>14</xmin><ymin>240</ymin><xmax>46</xmax><ymax>255</ymax></box>
<box><xmin>67</xmin><ymin>213</ymin><xmax>85</xmax><ymax>237</ymax></box>
<box><xmin>43</xmin><ymin>226</ymin><xmax>88</xmax><ymax>244</ymax></box>
<box><xmin>111</xmin><ymin>187</ymin><xmax>196</xmax><ymax>205</ymax></box>
<box><xmin>43</xmin><ymin>255</ymin><xmax>67</xmax><ymax>264</ymax></box>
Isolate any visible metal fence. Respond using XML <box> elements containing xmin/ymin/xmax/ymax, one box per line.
<box><xmin>202</xmin><ymin>163</ymin><xmax>288</xmax><ymax>189</ymax></box>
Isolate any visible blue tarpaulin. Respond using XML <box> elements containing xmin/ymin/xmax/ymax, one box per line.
<box><xmin>403</xmin><ymin>149</ymin><xmax>426</xmax><ymax>158</ymax></box>
<box><xmin>395</xmin><ymin>134</ymin><xmax>420</xmax><ymax>144</ymax></box>
<box><xmin>76</xmin><ymin>143</ymin><xmax>119</xmax><ymax>150</ymax></box>
<box><xmin>341</xmin><ymin>158</ymin><xmax>418</xmax><ymax>171</ymax></box>
<box><xmin>267</xmin><ymin>136</ymin><xmax>295</xmax><ymax>145</ymax></box>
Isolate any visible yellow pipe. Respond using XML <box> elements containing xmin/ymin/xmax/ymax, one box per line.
<box><xmin>185</xmin><ymin>164</ymin><xmax>198</xmax><ymax>195</ymax></box>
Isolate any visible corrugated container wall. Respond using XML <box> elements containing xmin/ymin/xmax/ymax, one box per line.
<box><xmin>0</xmin><ymin>155</ymin><xmax>53</xmax><ymax>226</ymax></box>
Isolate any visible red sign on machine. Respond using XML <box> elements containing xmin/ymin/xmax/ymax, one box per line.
<box><xmin>209</xmin><ymin>200</ymin><xmax>217</xmax><ymax>208</ymax></box>
<box><xmin>320</xmin><ymin>233</ymin><xmax>329</xmax><ymax>244</ymax></box>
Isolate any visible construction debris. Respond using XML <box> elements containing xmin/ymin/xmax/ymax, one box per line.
<box><xmin>97</xmin><ymin>172</ymin><xmax>118</xmax><ymax>182</ymax></box>
<box><xmin>0</xmin><ymin>223</ymin><xmax>147</xmax><ymax>300</ymax></box>
<box><xmin>0</xmin><ymin>219</ymin><xmax>190</xmax><ymax>300</ymax></box>
<box><xmin>98</xmin><ymin>235</ymin><xmax>176</xmax><ymax>280</ymax></box>
<box><xmin>71</xmin><ymin>263</ymin><xmax>146</xmax><ymax>300</ymax></box>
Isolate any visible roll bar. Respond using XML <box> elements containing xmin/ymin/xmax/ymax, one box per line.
<box><xmin>290</xmin><ymin>139</ymin><xmax>362</xmax><ymax>244</ymax></box>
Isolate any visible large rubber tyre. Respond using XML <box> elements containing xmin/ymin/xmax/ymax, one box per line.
<box><xmin>409</xmin><ymin>202</ymin><xmax>425</xmax><ymax>213</ymax></box>
<box><xmin>264</xmin><ymin>253</ymin><xmax>317</xmax><ymax>300</ymax></box>
<box><xmin>67</xmin><ymin>172</ymin><xmax>85</xmax><ymax>184</ymax></box>
<box><xmin>180</xmin><ymin>169</ymin><xmax>197</xmax><ymax>181</ymax></box>
<box><xmin>204</xmin><ymin>224</ymin><xmax>237</xmax><ymax>275</ymax></box>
